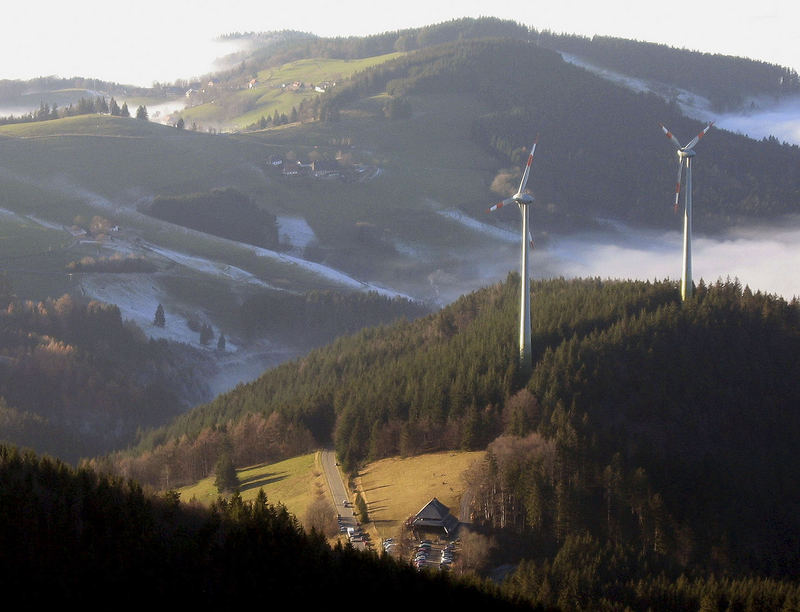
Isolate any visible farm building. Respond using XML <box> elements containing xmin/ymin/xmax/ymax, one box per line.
<box><xmin>410</xmin><ymin>498</ymin><xmax>459</xmax><ymax>535</ymax></box>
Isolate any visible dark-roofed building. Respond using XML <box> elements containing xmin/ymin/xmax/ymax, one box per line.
<box><xmin>312</xmin><ymin>160</ymin><xmax>340</xmax><ymax>177</ymax></box>
<box><xmin>411</xmin><ymin>497</ymin><xmax>459</xmax><ymax>535</ymax></box>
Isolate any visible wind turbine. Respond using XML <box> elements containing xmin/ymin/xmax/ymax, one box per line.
<box><xmin>488</xmin><ymin>138</ymin><xmax>538</xmax><ymax>373</ymax></box>
<box><xmin>659</xmin><ymin>121</ymin><xmax>713</xmax><ymax>301</ymax></box>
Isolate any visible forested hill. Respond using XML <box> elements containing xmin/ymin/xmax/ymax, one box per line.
<box><xmin>237</xmin><ymin>17</ymin><xmax>799</xmax><ymax>112</ymax></box>
<box><xmin>0</xmin><ymin>446</ymin><xmax>527</xmax><ymax>607</ymax></box>
<box><xmin>0</xmin><ymin>289</ymin><xmax>212</xmax><ymax>463</ymax></box>
<box><xmin>536</xmin><ymin>32</ymin><xmax>800</xmax><ymax>111</ymax></box>
<box><xmin>99</xmin><ymin>276</ymin><xmax>800</xmax><ymax>582</ymax></box>
<box><xmin>316</xmin><ymin>37</ymin><xmax>800</xmax><ymax>231</ymax></box>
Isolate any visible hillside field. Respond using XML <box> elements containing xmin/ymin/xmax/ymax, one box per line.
<box><xmin>178</xmin><ymin>452</ymin><xmax>320</xmax><ymax>513</ymax></box>
<box><xmin>356</xmin><ymin>450</ymin><xmax>485</xmax><ymax>541</ymax></box>
<box><xmin>177</xmin><ymin>449</ymin><xmax>485</xmax><ymax>542</ymax></box>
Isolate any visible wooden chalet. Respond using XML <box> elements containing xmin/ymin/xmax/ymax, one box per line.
<box><xmin>410</xmin><ymin>497</ymin><xmax>459</xmax><ymax>535</ymax></box>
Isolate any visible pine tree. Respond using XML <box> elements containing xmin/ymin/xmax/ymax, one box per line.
<box><xmin>154</xmin><ymin>303</ymin><xmax>165</xmax><ymax>327</ymax></box>
<box><xmin>200</xmin><ymin>323</ymin><xmax>214</xmax><ymax>346</ymax></box>
<box><xmin>214</xmin><ymin>452</ymin><xmax>239</xmax><ymax>493</ymax></box>
<box><xmin>355</xmin><ymin>492</ymin><xmax>368</xmax><ymax>523</ymax></box>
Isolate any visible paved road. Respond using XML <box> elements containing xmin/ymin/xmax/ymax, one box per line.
<box><xmin>320</xmin><ymin>448</ymin><xmax>365</xmax><ymax>549</ymax></box>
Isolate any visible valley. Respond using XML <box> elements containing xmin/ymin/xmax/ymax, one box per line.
<box><xmin>2</xmin><ymin>17</ymin><xmax>800</xmax><ymax>609</ymax></box>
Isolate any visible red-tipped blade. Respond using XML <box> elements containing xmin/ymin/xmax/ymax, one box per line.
<box><xmin>659</xmin><ymin>122</ymin><xmax>683</xmax><ymax>149</ymax></box>
<box><xmin>685</xmin><ymin>121</ymin><xmax>714</xmax><ymax>150</ymax></box>
<box><xmin>488</xmin><ymin>198</ymin><xmax>514</xmax><ymax>212</ymax></box>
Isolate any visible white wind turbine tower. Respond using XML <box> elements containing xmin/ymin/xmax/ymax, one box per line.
<box><xmin>488</xmin><ymin>138</ymin><xmax>538</xmax><ymax>372</ymax></box>
<box><xmin>659</xmin><ymin>121</ymin><xmax>714</xmax><ymax>301</ymax></box>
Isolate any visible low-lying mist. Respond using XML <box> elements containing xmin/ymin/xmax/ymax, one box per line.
<box><xmin>427</xmin><ymin>210</ymin><xmax>800</xmax><ymax>307</ymax></box>
<box><xmin>535</xmin><ymin>219</ymin><xmax>800</xmax><ymax>300</ymax></box>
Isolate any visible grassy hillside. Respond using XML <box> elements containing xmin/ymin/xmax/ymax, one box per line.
<box><xmin>180</xmin><ymin>52</ymin><xmax>406</xmax><ymax>130</ymax></box>
<box><xmin>178</xmin><ymin>452</ymin><xmax>319</xmax><ymax>513</ymax></box>
<box><xmin>176</xmin><ymin>449</ymin><xmax>484</xmax><ymax>545</ymax></box>
<box><xmin>357</xmin><ymin>450</ymin><xmax>485</xmax><ymax>540</ymax></box>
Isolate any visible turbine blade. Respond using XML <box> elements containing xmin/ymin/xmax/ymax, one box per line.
<box><xmin>528</xmin><ymin>230</ymin><xmax>534</xmax><ymax>249</ymax></box>
<box><xmin>488</xmin><ymin>198</ymin><xmax>515</xmax><ymax>212</ymax></box>
<box><xmin>674</xmin><ymin>160</ymin><xmax>683</xmax><ymax>213</ymax></box>
<box><xmin>685</xmin><ymin>121</ymin><xmax>714</xmax><ymax>150</ymax></box>
<box><xmin>659</xmin><ymin>122</ymin><xmax>682</xmax><ymax>149</ymax></box>
<box><xmin>517</xmin><ymin>137</ymin><xmax>538</xmax><ymax>194</ymax></box>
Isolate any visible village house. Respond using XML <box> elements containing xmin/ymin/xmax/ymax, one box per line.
<box><xmin>281</xmin><ymin>161</ymin><xmax>302</xmax><ymax>176</ymax></box>
<box><xmin>311</xmin><ymin>160</ymin><xmax>340</xmax><ymax>177</ymax></box>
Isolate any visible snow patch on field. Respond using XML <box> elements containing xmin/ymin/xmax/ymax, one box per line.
<box><xmin>276</xmin><ymin>215</ymin><xmax>316</xmax><ymax>253</ymax></box>
<box><xmin>140</xmin><ymin>243</ymin><xmax>275</xmax><ymax>289</ymax></box>
<box><xmin>78</xmin><ymin>274</ymin><xmax>211</xmax><ymax>346</ymax></box>
<box><xmin>248</xmin><ymin>244</ymin><xmax>415</xmax><ymax>300</ymax></box>
<box><xmin>26</xmin><ymin>215</ymin><xmax>68</xmax><ymax>231</ymax></box>
<box><xmin>0</xmin><ymin>207</ymin><xmax>68</xmax><ymax>232</ymax></box>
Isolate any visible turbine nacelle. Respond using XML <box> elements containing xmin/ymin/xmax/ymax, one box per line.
<box><xmin>488</xmin><ymin>190</ymin><xmax>534</xmax><ymax>212</ymax></box>
<box><xmin>513</xmin><ymin>193</ymin><xmax>535</xmax><ymax>206</ymax></box>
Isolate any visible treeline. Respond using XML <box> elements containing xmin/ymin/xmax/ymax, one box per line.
<box><xmin>139</xmin><ymin>187</ymin><xmax>279</xmax><ymax>249</ymax></box>
<box><xmin>327</xmin><ymin>37</ymin><xmax>800</xmax><ymax>229</ymax></box>
<box><xmin>66</xmin><ymin>254</ymin><xmax>156</xmax><ymax>273</ymax></box>
<box><xmin>90</xmin><ymin>411</ymin><xmax>316</xmax><ymax>490</ymax></box>
<box><xmin>0</xmin><ymin>292</ymin><xmax>210</xmax><ymax>462</ymax></box>
<box><xmin>503</xmin><ymin>532</ymin><xmax>800</xmax><ymax>610</ymax></box>
<box><xmin>107</xmin><ymin>276</ymin><xmax>800</xmax><ymax>585</ymax></box>
<box><xmin>0</xmin><ymin>95</ymin><xmax>135</xmax><ymax>126</ymax></box>
<box><xmin>239</xmin><ymin>289</ymin><xmax>430</xmax><ymax>347</ymax></box>
<box><xmin>245</xmin><ymin>98</ymin><xmax>324</xmax><ymax>129</ymax></box>
<box><xmin>0</xmin><ymin>446</ymin><xmax>529</xmax><ymax>607</ymax></box>
<box><xmin>0</xmin><ymin>76</ymin><xmax>136</xmax><ymax>100</ymax></box>
<box><xmin>537</xmin><ymin>32</ymin><xmax>800</xmax><ymax>111</ymax></box>
<box><xmin>247</xmin><ymin>17</ymin><xmax>530</xmax><ymax>66</ymax></box>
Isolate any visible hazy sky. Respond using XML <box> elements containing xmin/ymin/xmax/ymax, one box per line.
<box><xmin>3</xmin><ymin>0</ymin><xmax>799</xmax><ymax>87</ymax></box>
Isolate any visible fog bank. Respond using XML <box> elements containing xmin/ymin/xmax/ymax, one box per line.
<box><xmin>536</xmin><ymin>220</ymin><xmax>800</xmax><ymax>300</ymax></box>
